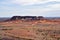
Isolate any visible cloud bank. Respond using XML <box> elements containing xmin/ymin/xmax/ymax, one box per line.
<box><xmin>0</xmin><ymin>0</ymin><xmax>60</xmax><ymax>17</ymax></box>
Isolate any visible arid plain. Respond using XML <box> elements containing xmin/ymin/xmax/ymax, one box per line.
<box><xmin>0</xmin><ymin>18</ymin><xmax>60</xmax><ymax>40</ymax></box>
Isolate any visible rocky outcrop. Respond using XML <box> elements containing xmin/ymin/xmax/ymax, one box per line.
<box><xmin>10</xmin><ymin>16</ymin><xmax>44</xmax><ymax>20</ymax></box>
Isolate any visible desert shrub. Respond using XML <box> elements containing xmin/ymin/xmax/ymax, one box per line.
<box><xmin>0</xmin><ymin>26</ymin><xmax>13</xmax><ymax>31</ymax></box>
<box><xmin>2</xmin><ymin>38</ymin><xmax>14</xmax><ymax>40</ymax></box>
<box><xmin>0</xmin><ymin>39</ymin><xmax>2</xmax><ymax>40</ymax></box>
<box><xmin>37</xmin><ymin>29</ymin><xmax>43</xmax><ymax>32</ymax></box>
<box><xmin>1</xmin><ymin>28</ymin><xmax>13</xmax><ymax>30</ymax></box>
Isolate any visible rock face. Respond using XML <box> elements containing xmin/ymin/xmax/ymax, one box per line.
<box><xmin>10</xmin><ymin>16</ymin><xmax>21</xmax><ymax>20</ymax></box>
<box><xmin>10</xmin><ymin>16</ymin><xmax>44</xmax><ymax>21</ymax></box>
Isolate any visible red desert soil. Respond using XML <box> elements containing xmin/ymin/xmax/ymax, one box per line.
<box><xmin>0</xmin><ymin>20</ymin><xmax>60</xmax><ymax>40</ymax></box>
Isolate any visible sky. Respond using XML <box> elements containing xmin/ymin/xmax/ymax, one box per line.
<box><xmin>0</xmin><ymin>0</ymin><xmax>60</xmax><ymax>17</ymax></box>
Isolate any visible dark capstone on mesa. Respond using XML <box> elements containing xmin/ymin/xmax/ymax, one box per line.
<box><xmin>10</xmin><ymin>16</ymin><xmax>44</xmax><ymax>20</ymax></box>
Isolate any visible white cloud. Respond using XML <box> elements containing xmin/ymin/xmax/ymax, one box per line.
<box><xmin>1</xmin><ymin>0</ymin><xmax>60</xmax><ymax>5</ymax></box>
<box><xmin>11</xmin><ymin>0</ymin><xmax>59</xmax><ymax>5</ymax></box>
<box><xmin>47</xmin><ymin>4</ymin><xmax>60</xmax><ymax>10</ymax></box>
<box><xmin>0</xmin><ymin>0</ymin><xmax>60</xmax><ymax>17</ymax></box>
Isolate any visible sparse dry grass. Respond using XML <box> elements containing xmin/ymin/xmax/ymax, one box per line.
<box><xmin>0</xmin><ymin>19</ymin><xmax>60</xmax><ymax>40</ymax></box>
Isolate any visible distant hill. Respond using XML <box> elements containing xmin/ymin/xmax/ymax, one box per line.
<box><xmin>10</xmin><ymin>16</ymin><xmax>44</xmax><ymax>21</ymax></box>
<box><xmin>0</xmin><ymin>16</ymin><xmax>60</xmax><ymax>22</ymax></box>
<box><xmin>0</xmin><ymin>17</ymin><xmax>10</xmax><ymax>22</ymax></box>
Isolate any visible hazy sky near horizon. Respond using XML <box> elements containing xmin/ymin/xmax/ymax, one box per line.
<box><xmin>0</xmin><ymin>0</ymin><xmax>60</xmax><ymax>17</ymax></box>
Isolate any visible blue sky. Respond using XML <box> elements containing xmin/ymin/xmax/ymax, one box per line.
<box><xmin>0</xmin><ymin>0</ymin><xmax>60</xmax><ymax>17</ymax></box>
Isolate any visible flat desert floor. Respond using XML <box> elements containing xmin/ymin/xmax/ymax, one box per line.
<box><xmin>0</xmin><ymin>20</ymin><xmax>60</xmax><ymax>40</ymax></box>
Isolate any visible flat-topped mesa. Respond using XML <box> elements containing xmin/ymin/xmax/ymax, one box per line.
<box><xmin>10</xmin><ymin>16</ymin><xmax>44</xmax><ymax>21</ymax></box>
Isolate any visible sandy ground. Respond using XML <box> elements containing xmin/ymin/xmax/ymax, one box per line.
<box><xmin>0</xmin><ymin>20</ymin><xmax>60</xmax><ymax>40</ymax></box>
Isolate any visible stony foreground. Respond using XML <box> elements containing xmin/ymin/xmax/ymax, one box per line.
<box><xmin>0</xmin><ymin>20</ymin><xmax>60</xmax><ymax>40</ymax></box>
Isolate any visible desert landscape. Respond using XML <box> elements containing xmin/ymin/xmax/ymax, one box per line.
<box><xmin>0</xmin><ymin>16</ymin><xmax>60</xmax><ymax>40</ymax></box>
